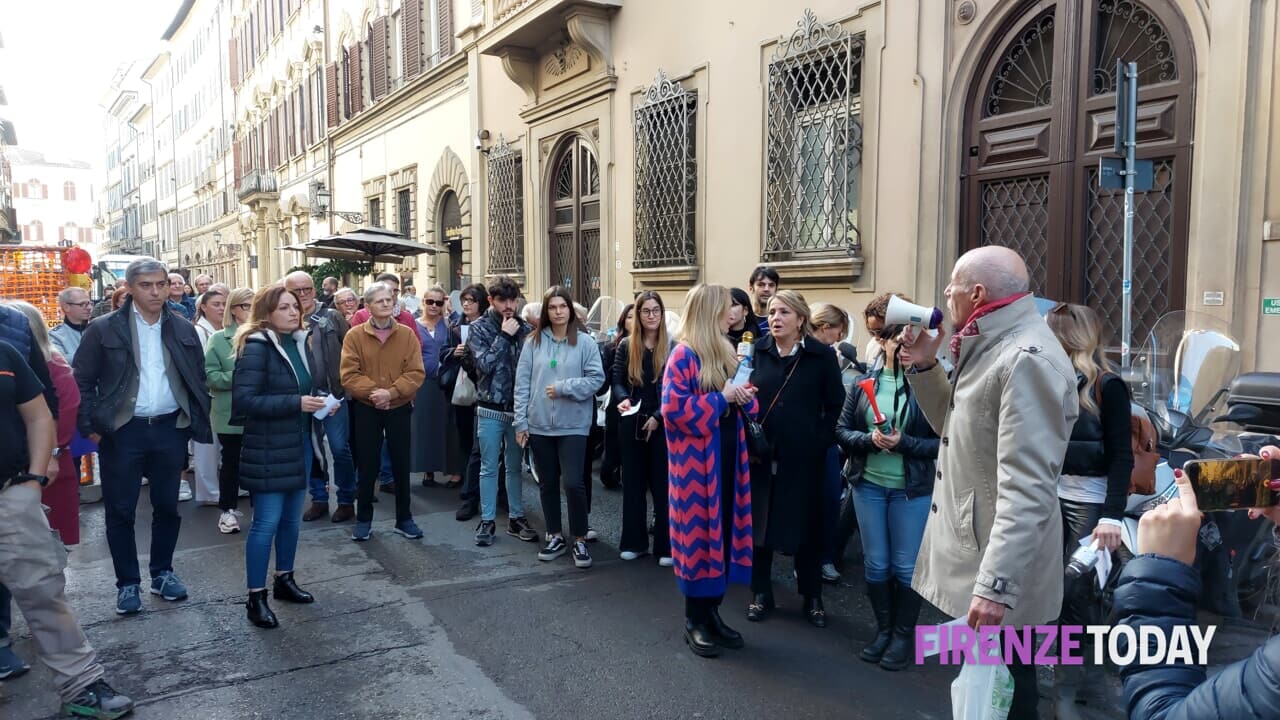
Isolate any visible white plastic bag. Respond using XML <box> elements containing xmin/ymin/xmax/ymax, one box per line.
<box><xmin>452</xmin><ymin>372</ymin><xmax>477</xmax><ymax>407</ymax></box>
<box><xmin>950</xmin><ymin>644</ymin><xmax>1014</xmax><ymax>720</ymax></box>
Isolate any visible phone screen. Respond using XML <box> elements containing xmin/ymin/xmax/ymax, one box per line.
<box><xmin>1182</xmin><ymin>458</ymin><xmax>1280</xmax><ymax>511</ymax></box>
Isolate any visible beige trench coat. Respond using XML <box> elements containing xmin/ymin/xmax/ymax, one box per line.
<box><xmin>907</xmin><ymin>296</ymin><xmax>1079</xmax><ymax>626</ymax></box>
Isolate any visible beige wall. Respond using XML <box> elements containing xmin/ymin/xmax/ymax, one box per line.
<box><xmin>467</xmin><ymin>0</ymin><xmax>1280</xmax><ymax>368</ymax></box>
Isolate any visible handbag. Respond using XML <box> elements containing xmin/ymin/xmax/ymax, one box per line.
<box><xmin>741</xmin><ymin>354</ymin><xmax>801</xmax><ymax>464</ymax></box>
<box><xmin>451</xmin><ymin>372</ymin><xmax>477</xmax><ymax>407</ymax></box>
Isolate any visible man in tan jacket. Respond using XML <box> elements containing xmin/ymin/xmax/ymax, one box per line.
<box><xmin>903</xmin><ymin>246</ymin><xmax>1078</xmax><ymax>719</ymax></box>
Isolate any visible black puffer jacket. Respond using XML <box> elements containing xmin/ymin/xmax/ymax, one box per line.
<box><xmin>1115</xmin><ymin>554</ymin><xmax>1280</xmax><ymax>719</ymax></box>
<box><xmin>231</xmin><ymin>330</ymin><xmax>312</xmax><ymax>493</ymax></box>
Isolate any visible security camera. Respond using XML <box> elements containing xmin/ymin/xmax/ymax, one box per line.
<box><xmin>475</xmin><ymin>129</ymin><xmax>491</xmax><ymax>151</ymax></box>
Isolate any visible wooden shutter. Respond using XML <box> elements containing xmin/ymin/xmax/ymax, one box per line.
<box><xmin>403</xmin><ymin>0</ymin><xmax>422</xmax><ymax>80</ymax></box>
<box><xmin>229</xmin><ymin>35</ymin><xmax>240</xmax><ymax>91</ymax></box>
<box><xmin>436</xmin><ymin>0</ymin><xmax>453</xmax><ymax>59</ymax></box>
<box><xmin>325</xmin><ymin>62</ymin><xmax>339</xmax><ymax>127</ymax></box>
<box><xmin>348</xmin><ymin>48</ymin><xmax>364</xmax><ymax>115</ymax></box>
<box><xmin>233</xmin><ymin>137</ymin><xmax>242</xmax><ymax>181</ymax></box>
<box><xmin>371</xmin><ymin>17</ymin><xmax>389</xmax><ymax>100</ymax></box>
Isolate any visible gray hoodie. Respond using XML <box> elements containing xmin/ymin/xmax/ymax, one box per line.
<box><xmin>513</xmin><ymin>328</ymin><xmax>605</xmax><ymax>436</ymax></box>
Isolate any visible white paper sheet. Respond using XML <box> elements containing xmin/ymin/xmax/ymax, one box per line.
<box><xmin>313</xmin><ymin>393</ymin><xmax>341</xmax><ymax>419</ymax></box>
<box><xmin>619</xmin><ymin>400</ymin><xmax>642</xmax><ymax>417</ymax></box>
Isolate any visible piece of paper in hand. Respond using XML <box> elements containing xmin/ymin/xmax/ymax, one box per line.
<box><xmin>313</xmin><ymin>394</ymin><xmax>341</xmax><ymax>420</ymax></box>
<box><xmin>619</xmin><ymin>400</ymin><xmax>642</xmax><ymax>417</ymax></box>
<box><xmin>459</xmin><ymin>325</ymin><xmax>470</xmax><ymax>344</ymax></box>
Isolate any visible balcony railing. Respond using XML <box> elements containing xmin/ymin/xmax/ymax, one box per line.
<box><xmin>236</xmin><ymin>170</ymin><xmax>278</xmax><ymax>202</ymax></box>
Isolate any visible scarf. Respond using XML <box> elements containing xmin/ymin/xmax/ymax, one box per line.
<box><xmin>948</xmin><ymin>292</ymin><xmax>1030</xmax><ymax>363</ymax></box>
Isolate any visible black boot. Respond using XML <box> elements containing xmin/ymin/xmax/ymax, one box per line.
<box><xmin>860</xmin><ymin>581</ymin><xmax>894</xmax><ymax>662</ymax></box>
<box><xmin>247</xmin><ymin>590</ymin><xmax>278</xmax><ymax>629</ymax></box>
<box><xmin>683</xmin><ymin>620</ymin><xmax>721</xmax><ymax>658</ymax></box>
<box><xmin>880</xmin><ymin>584</ymin><xmax>924</xmax><ymax>671</ymax></box>
<box><xmin>708</xmin><ymin>606</ymin><xmax>745</xmax><ymax>649</ymax></box>
<box><xmin>746</xmin><ymin>592</ymin><xmax>774</xmax><ymax>622</ymax></box>
<box><xmin>803</xmin><ymin>595</ymin><xmax>827</xmax><ymax>628</ymax></box>
<box><xmin>273</xmin><ymin>572</ymin><xmax>315</xmax><ymax>604</ymax></box>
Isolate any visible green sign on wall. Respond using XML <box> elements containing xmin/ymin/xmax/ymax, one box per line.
<box><xmin>1264</xmin><ymin>298</ymin><xmax>1280</xmax><ymax>316</ymax></box>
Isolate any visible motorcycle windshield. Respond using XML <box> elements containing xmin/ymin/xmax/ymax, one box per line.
<box><xmin>1131</xmin><ymin>311</ymin><xmax>1240</xmax><ymax>429</ymax></box>
<box><xmin>585</xmin><ymin>296</ymin><xmax>626</xmax><ymax>342</ymax></box>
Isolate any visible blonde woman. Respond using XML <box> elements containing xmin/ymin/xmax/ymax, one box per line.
<box><xmin>1047</xmin><ymin>303</ymin><xmax>1133</xmax><ymax>693</ymax></box>
<box><xmin>663</xmin><ymin>284</ymin><xmax>758</xmax><ymax>658</ymax></box>
<box><xmin>206</xmin><ymin>287</ymin><xmax>253</xmax><ymax>534</ymax></box>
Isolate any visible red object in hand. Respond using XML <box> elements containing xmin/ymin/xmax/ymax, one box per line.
<box><xmin>64</xmin><ymin>247</ymin><xmax>92</xmax><ymax>274</ymax></box>
<box><xmin>857</xmin><ymin>377</ymin><xmax>887</xmax><ymax>426</ymax></box>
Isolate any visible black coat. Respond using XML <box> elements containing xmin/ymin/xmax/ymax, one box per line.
<box><xmin>1115</xmin><ymin>554</ymin><xmax>1280</xmax><ymax>718</ymax></box>
<box><xmin>231</xmin><ymin>330</ymin><xmax>312</xmax><ymax>493</ymax></box>
<box><xmin>73</xmin><ymin>297</ymin><xmax>210</xmax><ymax>443</ymax></box>
<box><xmin>835</xmin><ymin>367</ymin><xmax>939</xmax><ymax>499</ymax></box>
<box><xmin>748</xmin><ymin>335</ymin><xmax>845</xmax><ymax>552</ymax></box>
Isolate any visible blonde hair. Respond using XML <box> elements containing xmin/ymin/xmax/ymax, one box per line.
<box><xmin>1046</xmin><ymin>303</ymin><xmax>1111</xmax><ymax>415</ymax></box>
<box><xmin>628</xmin><ymin>291</ymin><xmax>670</xmax><ymax>387</ymax></box>
<box><xmin>226</xmin><ymin>287</ymin><xmax>254</xmax><ymax>310</ymax></box>
<box><xmin>767</xmin><ymin>289</ymin><xmax>814</xmax><ymax>337</ymax></box>
<box><xmin>233</xmin><ymin>284</ymin><xmax>306</xmax><ymax>356</ymax></box>
<box><xmin>676</xmin><ymin>284</ymin><xmax>737</xmax><ymax>391</ymax></box>
<box><xmin>811</xmin><ymin>303</ymin><xmax>850</xmax><ymax>336</ymax></box>
<box><xmin>2</xmin><ymin>300</ymin><xmax>54</xmax><ymax>362</ymax></box>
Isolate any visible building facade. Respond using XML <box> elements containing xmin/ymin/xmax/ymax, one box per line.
<box><xmin>101</xmin><ymin>64</ymin><xmax>157</xmax><ymax>257</ymax></box>
<box><xmin>3</xmin><ymin>147</ymin><xmax>102</xmax><ymax>251</ymax></box>
<box><xmin>0</xmin><ymin>28</ymin><xmax>15</xmax><ymax>245</ymax></box>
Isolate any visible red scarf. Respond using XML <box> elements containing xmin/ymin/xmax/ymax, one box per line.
<box><xmin>948</xmin><ymin>292</ymin><xmax>1030</xmax><ymax>363</ymax></box>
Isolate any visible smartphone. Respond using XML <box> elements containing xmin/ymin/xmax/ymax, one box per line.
<box><xmin>1181</xmin><ymin>458</ymin><xmax>1280</xmax><ymax>511</ymax></box>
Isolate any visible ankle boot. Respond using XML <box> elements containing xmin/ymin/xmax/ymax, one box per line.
<box><xmin>247</xmin><ymin>590</ymin><xmax>278</xmax><ymax>629</ymax></box>
<box><xmin>683</xmin><ymin>620</ymin><xmax>721</xmax><ymax>658</ymax></box>
<box><xmin>708</xmin><ymin>606</ymin><xmax>744</xmax><ymax>649</ymax></box>
<box><xmin>860</xmin><ymin>581</ymin><xmax>894</xmax><ymax>663</ymax></box>
<box><xmin>272</xmin><ymin>572</ymin><xmax>315</xmax><ymax>604</ymax></box>
<box><xmin>880</xmin><ymin>584</ymin><xmax>924</xmax><ymax>671</ymax></box>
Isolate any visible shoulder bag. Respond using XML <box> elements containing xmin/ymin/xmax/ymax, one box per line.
<box><xmin>741</xmin><ymin>354</ymin><xmax>801</xmax><ymax>464</ymax></box>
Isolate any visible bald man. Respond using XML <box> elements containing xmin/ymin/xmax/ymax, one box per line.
<box><xmin>901</xmin><ymin>246</ymin><xmax>1077</xmax><ymax>719</ymax></box>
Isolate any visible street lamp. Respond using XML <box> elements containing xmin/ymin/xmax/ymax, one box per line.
<box><xmin>310</xmin><ymin>180</ymin><xmax>364</xmax><ymax>224</ymax></box>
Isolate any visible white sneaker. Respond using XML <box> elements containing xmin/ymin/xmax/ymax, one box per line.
<box><xmin>584</xmin><ymin>527</ymin><xmax>599</xmax><ymax>542</ymax></box>
<box><xmin>218</xmin><ymin>510</ymin><xmax>241</xmax><ymax>534</ymax></box>
<box><xmin>658</xmin><ymin>556</ymin><xmax>674</xmax><ymax>567</ymax></box>
<box><xmin>238</xmin><ymin>488</ymin><xmax>250</xmax><ymax>497</ymax></box>
<box><xmin>177</xmin><ymin>480</ymin><xmax>193</xmax><ymax>502</ymax></box>
<box><xmin>620</xmin><ymin>551</ymin><xmax>641</xmax><ymax>561</ymax></box>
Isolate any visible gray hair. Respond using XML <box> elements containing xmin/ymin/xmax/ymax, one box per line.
<box><xmin>2</xmin><ymin>300</ymin><xmax>55</xmax><ymax>361</ymax></box>
<box><xmin>57</xmin><ymin>287</ymin><xmax>88</xmax><ymax>303</ymax></box>
<box><xmin>124</xmin><ymin>258</ymin><xmax>168</xmax><ymax>285</ymax></box>
<box><xmin>363</xmin><ymin>282</ymin><xmax>394</xmax><ymax>306</ymax></box>
<box><xmin>334</xmin><ymin>287</ymin><xmax>356</xmax><ymax>302</ymax></box>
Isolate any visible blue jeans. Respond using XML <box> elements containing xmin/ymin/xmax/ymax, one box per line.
<box><xmin>851</xmin><ymin>480</ymin><xmax>931</xmax><ymax>586</ymax></box>
<box><xmin>477</xmin><ymin>414</ymin><xmax>524</xmax><ymax>522</ymax></box>
<box><xmin>310</xmin><ymin>403</ymin><xmax>357</xmax><ymax>504</ymax></box>
<box><xmin>246</xmin><ymin>435</ymin><xmax>311</xmax><ymax>589</ymax></box>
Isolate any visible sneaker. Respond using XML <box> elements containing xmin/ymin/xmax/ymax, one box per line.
<box><xmin>538</xmin><ymin>535</ymin><xmax>567</xmax><ymax>561</ymax></box>
<box><xmin>115</xmin><ymin>584</ymin><xmax>142</xmax><ymax>615</ymax></box>
<box><xmin>658</xmin><ymin>556</ymin><xmax>674</xmax><ymax>567</ymax></box>
<box><xmin>177</xmin><ymin>479</ymin><xmax>193</xmax><ymax>502</ymax></box>
<box><xmin>584</xmin><ymin>527</ymin><xmax>600</xmax><ymax>542</ymax></box>
<box><xmin>394</xmin><ymin>519</ymin><xmax>424</xmax><ymax>539</ymax></box>
<box><xmin>455</xmin><ymin>500</ymin><xmax>479</xmax><ymax>522</ymax></box>
<box><xmin>352</xmin><ymin>521</ymin><xmax>373</xmax><ymax>541</ymax></box>
<box><xmin>238</xmin><ymin>488</ymin><xmax>251</xmax><ymax>497</ymax></box>
<box><xmin>572</xmin><ymin>540</ymin><xmax>592</xmax><ymax>569</ymax></box>
<box><xmin>0</xmin><ymin>646</ymin><xmax>30</xmax><ymax>680</ymax></box>
<box><xmin>150</xmin><ymin>571</ymin><xmax>188</xmax><ymax>601</ymax></box>
<box><xmin>62</xmin><ymin>678</ymin><xmax>134</xmax><ymax>720</ymax></box>
<box><xmin>475</xmin><ymin>520</ymin><xmax>496</xmax><ymax>546</ymax></box>
<box><xmin>507</xmin><ymin>517</ymin><xmax>539</xmax><ymax>542</ymax></box>
<box><xmin>619</xmin><ymin>550</ymin><xmax>642</xmax><ymax>561</ymax></box>
<box><xmin>821</xmin><ymin>562</ymin><xmax>841</xmax><ymax>584</ymax></box>
<box><xmin>218</xmin><ymin>510</ymin><xmax>242</xmax><ymax>534</ymax></box>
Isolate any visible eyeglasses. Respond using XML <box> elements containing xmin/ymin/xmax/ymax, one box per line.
<box><xmin>639</xmin><ymin>308</ymin><xmax>663</xmax><ymax>317</ymax></box>
<box><xmin>424</xmin><ymin>299</ymin><xmax>445</xmax><ymax>307</ymax></box>
<box><xmin>66</xmin><ymin>300</ymin><xmax>93</xmax><ymax>308</ymax></box>
<box><xmin>233</xmin><ymin>303</ymin><xmax>251</xmax><ymax>311</ymax></box>
<box><xmin>293</xmin><ymin>287</ymin><xmax>316</xmax><ymax>296</ymax></box>
<box><xmin>337</xmin><ymin>296</ymin><xmax>356</xmax><ymax>304</ymax></box>
<box><xmin>461</xmin><ymin>297</ymin><xmax>478</xmax><ymax>304</ymax></box>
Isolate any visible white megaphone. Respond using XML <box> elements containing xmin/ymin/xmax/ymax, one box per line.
<box><xmin>885</xmin><ymin>295</ymin><xmax>944</xmax><ymax>330</ymax></box>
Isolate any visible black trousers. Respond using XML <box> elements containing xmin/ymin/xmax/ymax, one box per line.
<box><xmin>685</xmin><ymin>595</ymin><xmax>722</xmax><ymax>624</ymax></box>
<box><xmin>1059</xmin><ymin>498</ymin><xmax>1104</xmax><ymax>628</ymax></box>
<box><xmin>456</xmin><ymin>405</ymin><xmax>478</xmax><ymax>501</ymax></box>
<box><xmin>1007</xmin><ymin>656</ymin><xmax>1040</xmax><ymax>719</ymax></box>
<box><xmin>351</xmin><ymin>402</ymin><xmax>413</xmax><ymax>524</ymax></box>
<box><xmin>529</xmin><ymin>434</ymin><xmax>590</xmax><ymax>538</ymax></box>
<box><xmin>618</xmin><ymin>415</ymin><xmax>669</xmax><ymax>556</ymax></box>
<box><xmin>752</xmin><ymin>543</ymin><xmax>822</xmax><ymax>599</ymax></box>
<box><xmin>217</xmin><ymin>433</ymin><xmax>243</xmax><ymax>511</ymax></box>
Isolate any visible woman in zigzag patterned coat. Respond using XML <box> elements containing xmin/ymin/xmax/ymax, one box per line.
<box><xmin>663</xmin><ymin>284</ymin><xmax>759</xmax><ymax>658</ymax></box>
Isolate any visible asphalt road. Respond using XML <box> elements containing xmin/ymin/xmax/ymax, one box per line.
<box><xmin>19</xmin><ymin>464</ymin><xmax>1262</xmax><ymax>719</ymax></box>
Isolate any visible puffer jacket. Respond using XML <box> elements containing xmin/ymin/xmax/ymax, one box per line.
<box><xmin>1115</xmin><ymin>554</ymin><xmax>1280</xmax><ymax>719</ymax></box>
<box><xmin>835</xmin><ymin>366</ymin><xmax>939</xmax><ymax>499</ymax></box>
<box><xmin>464</xmin><ymin>308</ymin><xmax>532</xmax><ymax>410</ymax></box>
<box><xmin>230</xmin><ymin>330</ymin><xmax>312</xmax><ymax>493</ymax></box>
<box><xmin>513</xmin><ymin>328</ymin><xmax>605</xmax><ymax>436</ymax></box>
<box><xmin>305</xmin><ymin>307</ymin><xmax>349</xmax><ymax>398</ymax></box>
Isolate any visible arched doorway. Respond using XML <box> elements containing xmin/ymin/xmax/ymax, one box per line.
<box><xmin>547</xmin><ymin>136</ymin><xmax>601</xmax><ymax>308</ymax></box>
<box><xmin>437</xmin><ymin>190</ymin><xmax>465</xmax><ymax>292</ymax></box>
<box><xmin>961</xmin><ymin>0</ymin><xmax>1193</xmax><ymax>346</ymax></box>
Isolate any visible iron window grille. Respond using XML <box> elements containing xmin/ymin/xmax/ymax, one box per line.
<box><xmin>633</xmin><ymin>70</ymin><xmax>697</xmax><ymax>268</ymax></box>
<box><xmin>486</xmin><ymin>136</ymin><xmax>525</xmax><ymax>274</ymax></box>
<box><xmin>764</xmin><ymin>9</ymin><xmax>864</xmax><ymax>260</ymax></box>
<box><xmin>397</xmin><ymin>188</ymin><xmax>413</xmax><ymax>240</ymax></box>
<box><xmin>367</xmin><ymin>197</ymin><xmax>383</xmax><ymax>228</ymax></box>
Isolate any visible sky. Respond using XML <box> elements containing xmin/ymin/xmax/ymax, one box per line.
<box><xmin>1</xmin><ymin>0</ymin><xmax>176</xmax><ymax>167</ymax></box>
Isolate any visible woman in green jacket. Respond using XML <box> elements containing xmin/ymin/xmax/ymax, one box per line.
<box><xmin>207</xmin><ymin>287</ymin><xmax>254</xmax><ymax>534</ymax></box>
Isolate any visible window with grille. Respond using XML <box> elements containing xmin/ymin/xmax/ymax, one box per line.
<box><xmin>486</xmin><ymin>138</ymin><xmax>524</xmax><ymax>274</ymax></box>
<box><xmin>368</xmin><ymin>197</ymin><xmax>383</xmax><ymax>227</ymax></box>
<box><xmin>764</xmin><ymin>11</ymin><xmax>863</xmax><ymax>259</ymax></box>
<box><xmin>397</xmin><ymin>188</ymin><xmax>412</xmax><ymax>239</ymax></box>
<box><xmin>633</xmin><ymin>70</ymin><xmax>697</xmax><ymax>268</ymax></box>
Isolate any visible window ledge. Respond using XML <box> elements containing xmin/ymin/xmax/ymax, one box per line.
<box><xmin>761</xmin><ymin>254</ymin><xmax>865</xmax><ymax>286</ymax></box>
<box><xmin>630</xmin><ymin>264</ymin><xmax>699</xmax><ymax>289</ymax></box>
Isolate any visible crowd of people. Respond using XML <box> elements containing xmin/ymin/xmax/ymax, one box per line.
<box><xmin>0</xmin><ymin>249</ymin><xmax>1277</xmax><ymax>719</ymax></box>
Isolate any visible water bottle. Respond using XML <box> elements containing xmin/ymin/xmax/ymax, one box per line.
<box><xmin>732</xmin><ymin>331</ymin><xmax>755</xmax><ymax>386</ymax></box>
